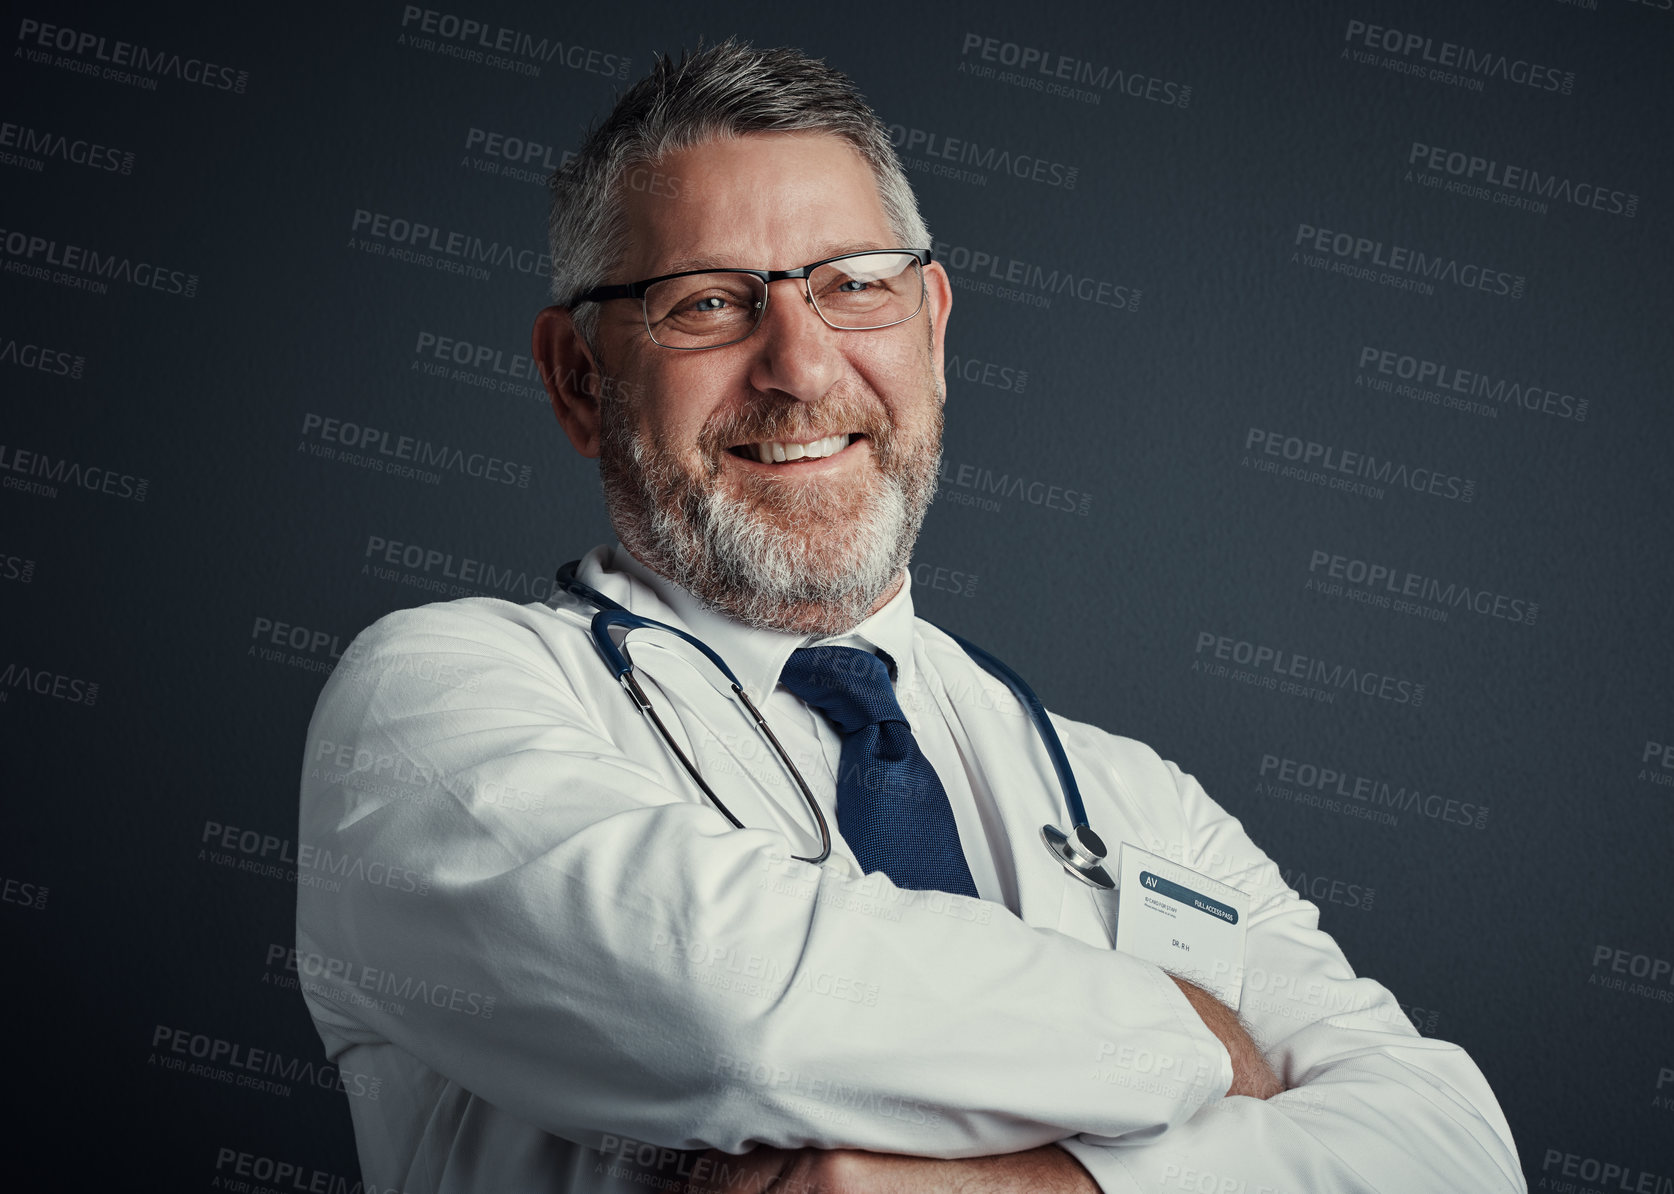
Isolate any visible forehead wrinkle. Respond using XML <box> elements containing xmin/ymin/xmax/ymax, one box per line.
<box><xmin>618</xmin><ymin>134</ymin><xmax>896</xmax><ymax>281</ymax></box>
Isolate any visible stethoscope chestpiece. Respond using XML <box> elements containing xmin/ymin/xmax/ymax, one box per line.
<box><xmin>1041</xmin><ymin>823</ymin><xmax>1115</xmax><ymax>890</ymax></box>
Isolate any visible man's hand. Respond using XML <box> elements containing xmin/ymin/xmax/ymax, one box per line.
<box><xmin>1169</xmin><ymin>974</ymin><xmax>1284</xmax><ymax>1100</ymax></box>
<box><xmin>683</xmin><ymin>1143</ymin><xmax>1097</xmax><ymax>1194</ymax></box>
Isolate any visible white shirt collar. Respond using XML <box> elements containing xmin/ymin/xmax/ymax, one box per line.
<box><xmin>574</xmin><ymin>544</ymin><xmax>920</xmax><ymax>703</ymax></box>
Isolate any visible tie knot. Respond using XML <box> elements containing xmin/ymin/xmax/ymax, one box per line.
<box><xmin>779</xmin><ymin>646</ymin><xmax>903</xmax><ymax>735</ymax></box>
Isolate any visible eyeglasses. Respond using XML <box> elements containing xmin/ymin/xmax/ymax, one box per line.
<box><xmin>572</xmin><ymin>248</ymin><xmax>933</xmax><ymax>350</ymax></box>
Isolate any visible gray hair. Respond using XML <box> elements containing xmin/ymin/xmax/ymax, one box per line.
<box><xmin>547</xmin><ymin>39</ymin><xmax>931</xmax><ymax>344</ymax></box>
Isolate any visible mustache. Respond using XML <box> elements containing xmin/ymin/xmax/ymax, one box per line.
<box><xmin>697</xmin><ymin>392</ymin><xmax>893</xmax><ymax>458</ymax></box>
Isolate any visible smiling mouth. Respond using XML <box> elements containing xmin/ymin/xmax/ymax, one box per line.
<box><xmin>726</xmin><ymin>433</ymin><xmax>859</xmax><ymax>464</ymax></box>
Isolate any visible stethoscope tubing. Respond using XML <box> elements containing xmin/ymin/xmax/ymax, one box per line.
<box><xmin>555</xmin><ymin>562</ymin><xmax>831</xmax><ymax>864</ymax></box>
<box><xmin>927</xmin><ymin>625</ymin><xmax>1091</xmax><ymax>832</ymax></box>
<box><xmin>549</xmin><ymin>562</ymin><xmax>1104</xmax><ymax>885</ymax></box>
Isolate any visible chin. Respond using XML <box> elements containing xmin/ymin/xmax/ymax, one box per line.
<box><xmin>601</xmin><ymin>412</ymin><xmax>934</xmax><ymax>637</ymax></box>
<box><xmin>703</xmin><ymin>531</ymin><xmax>909</xmax><ymax>636</ymax></box>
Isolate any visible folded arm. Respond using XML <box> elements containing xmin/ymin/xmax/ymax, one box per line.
<box><xmin>689</xmin><ymin>975</ymin><xmax>1281</xmax><ymax>1194</ymax></box>
<box><xmin>296</xmin><ymin>602</ymin><xmax>1232</xmax><ymax>1157</ymax></box>
<box><xmin>1051</xmin><ymin>746</ymin><xmax>1526</xmax><ymax>1193</ymax></box>
<box><xmin>695</xmin><ymin>743</ymin><xmax>1524</xmax><ymax>1192</ymax></box>
<box><xmin>684</xmin><ymin>1143</ymin><xmax>1100</xmax><ymax>1194</ymax></box>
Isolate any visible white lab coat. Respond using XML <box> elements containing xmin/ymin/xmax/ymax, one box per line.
<box><xmin>295</xmin><ymin>546</ymin><xmax>1525</xmax><ymax>1193</ymax></box>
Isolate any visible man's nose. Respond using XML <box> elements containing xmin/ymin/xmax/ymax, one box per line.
<box><xmin>744</xmin><ymin>278</ymin><xmax>844</xmax><ymax>402</ymax></box>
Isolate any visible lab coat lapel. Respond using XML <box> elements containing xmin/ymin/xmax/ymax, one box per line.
<box><xmin>978</xmin><ymin>728</ymin><xmax>1116</xmax><ymax>949</ymax></box>
<box><xmin>989</xmin><ymin>757</ymin><xmax>1079</xmax><ymax>937</ymax></box>
<box><xmin>925</xmin><ymin>663</ymin><xmax>1068</xmax><ymax>934</ymax></box>
<box><xmin>922</xmin><ymin>638</ymin><xmax>1119</xmax><ymax>949</ymax></box>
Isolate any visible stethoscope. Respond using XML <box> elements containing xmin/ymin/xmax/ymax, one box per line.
<box><xmin>550</xmin><ymin>561</ymin><xmax>1114</xmax><ymax>890</ymax></box>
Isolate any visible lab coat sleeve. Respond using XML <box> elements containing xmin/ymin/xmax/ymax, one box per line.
<box><xmin>1056</xmin><ymin>747</ymin><xmax>1525</xmax><ymax>1193</ymax></box>
<box><xmin>295</xmin><ymin>600</ymin><xmax>1232</xmax><ymax>1156</ymax></box>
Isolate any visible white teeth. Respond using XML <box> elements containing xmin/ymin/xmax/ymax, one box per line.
<box><xmin>750</xmin><ymin>434</ymin><xmax>848</xmax><ymax>464</ymax></box>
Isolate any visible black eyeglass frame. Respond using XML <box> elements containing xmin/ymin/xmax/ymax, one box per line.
<box><xmin>569</xmin><ymin>247</ymin><xmax>934</xmax><ymax>350</ymax></box>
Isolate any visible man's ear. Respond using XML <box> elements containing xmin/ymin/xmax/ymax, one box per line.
<box><xmin>533</xmin><ymin>305</ymin><xmax>604</xmax><ymax>458</ymax></box>
<box><xmin>923</xmin><ymin>262</ymin><xmax>953</xmax><ymax>401</ymax></box>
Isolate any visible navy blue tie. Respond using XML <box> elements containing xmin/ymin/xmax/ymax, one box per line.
<box><xmin>779</xmin><ymin>645</ymin><xmax>979</xmax><ymax>897</ymax></box>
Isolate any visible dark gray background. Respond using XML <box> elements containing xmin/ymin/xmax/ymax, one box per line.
<box><xmin>4</xmin><ymin>0</ymin><xmax>1671</xmax><ymax>1187</ymax></box>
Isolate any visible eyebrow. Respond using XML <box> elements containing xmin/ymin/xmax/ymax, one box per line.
<box><xmin>659</xmin><ymin>241</ymin><xmax>889</xmax><ymax>274</ymax></box>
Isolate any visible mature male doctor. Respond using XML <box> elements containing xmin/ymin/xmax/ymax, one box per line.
<box><xmin>297</xmin><ymin>41</ymin><xmax>1525</xmax><ymax>1194</ymax></box>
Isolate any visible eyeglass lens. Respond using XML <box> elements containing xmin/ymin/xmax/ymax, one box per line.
<box><xmin>642</xmin><ymin>252</ymin><xmax>924</xmax><ymax>348</ymax></box>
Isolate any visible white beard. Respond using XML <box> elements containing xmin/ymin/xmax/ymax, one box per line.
<box><xmin>597</xmin><ymin>381</ymin><xmax>942</xmax><ymax>636</ymax></box>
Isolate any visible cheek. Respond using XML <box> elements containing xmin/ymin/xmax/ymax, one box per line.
<box><xmin>856</xmin><ymin>332</ymin><xmax>925</xmax><ymax>375</ymax></box>
<box><xmin>636</xmin><ymin>364</ymin><xmax>731</xmax><ymax>453</ymax></box>
<box><xmin>857</xmin><ymin>343</ymin><xmax>938</xmax><ymax>424</ymax></box>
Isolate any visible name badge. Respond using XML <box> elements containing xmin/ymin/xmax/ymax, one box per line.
<box><xmin>1114</xmin><ymin>843</ymin><xmax>1250</xmax><ymax>1009</ymax></box>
